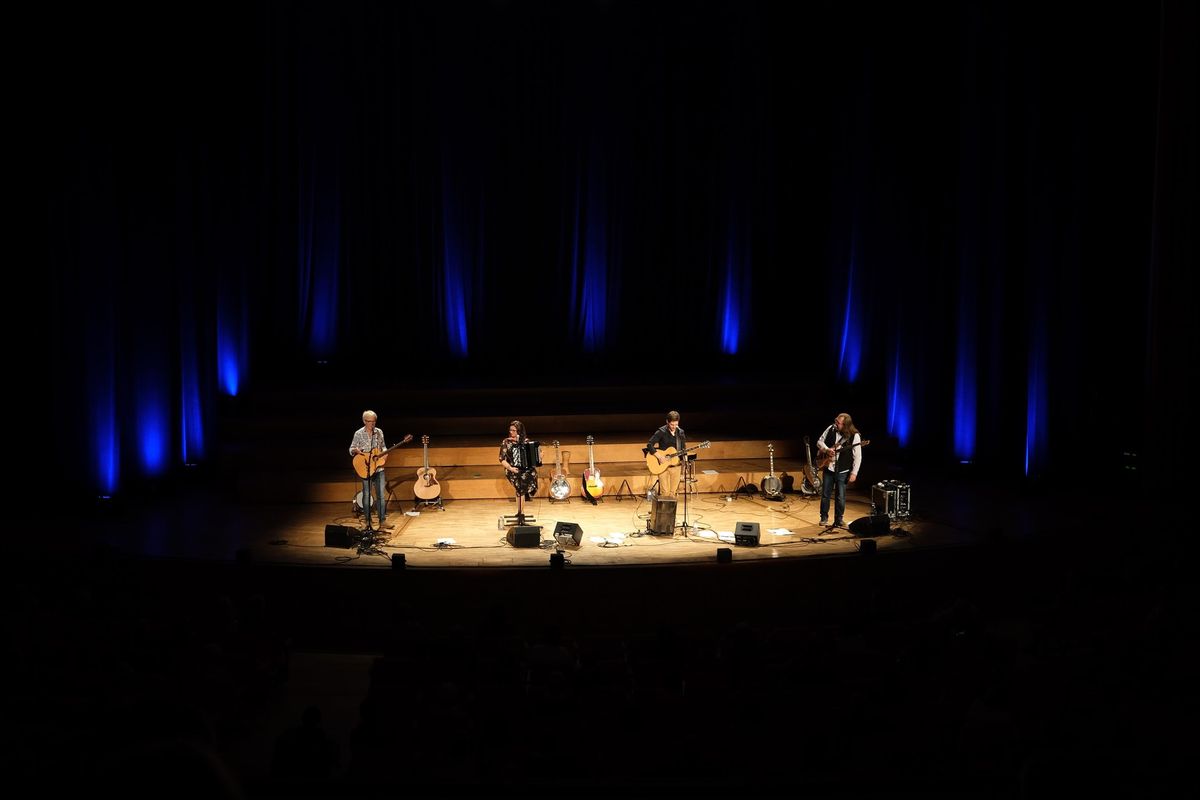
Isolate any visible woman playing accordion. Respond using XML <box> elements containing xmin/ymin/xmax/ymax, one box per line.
<box><xmin>499</xmin><ymin>420</ymin><xmax>540</xmax><ymax>518</ymax></box>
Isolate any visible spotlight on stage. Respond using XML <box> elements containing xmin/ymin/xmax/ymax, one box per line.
<box><xmin>391</xmin><ymin>553</ymin><xmax>406</xmax><ymax>569</ymax></box>
<box><xmin>716</xmin><ymin>547</ymin><xmax>733</xmax><ymax>563</ymax></box>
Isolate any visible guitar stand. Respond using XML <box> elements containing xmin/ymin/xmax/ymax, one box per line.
<box><xmin>726</xmin><ymin>475</ymin><xmax>749</xmax><ymax>500</ymax></box>
<box><xmin>613</xmin><ymin>479</ymin><xmax>638</xmax><ymax>502</ymax></box>
<box><xmin>414</xmin><ymin>497</ymin><xmax>445</xmax><ymax>512</ymax></box>
<box><xmin>547</xmin><ymin>496</ymin><xmax>571</xmax><ymax>504</ymax></box>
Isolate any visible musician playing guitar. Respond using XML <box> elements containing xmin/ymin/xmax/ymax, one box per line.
<box><xmin>816</xmin><ymin>412</ymin><xmax>864</xmax><ymax>529</ymax></box>
<box><xmin>645</xmin><ymin>411</ymin><xmax>687</xmax><ymax>497</ymax></box>
<box><xmin>499</xmin><ymin>420</ymin><xmax>539</xmax><ymax>521</ymax></box>
<box><xmin>349</xmin><ymin>410</ymin><xmax>409</xmax><ymax>531</ymax></box>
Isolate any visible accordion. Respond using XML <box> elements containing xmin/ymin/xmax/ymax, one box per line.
<box><xmin>508</xmin><ymin>441</ymin><xmax>543</xmax><ymax>469</ymax></box>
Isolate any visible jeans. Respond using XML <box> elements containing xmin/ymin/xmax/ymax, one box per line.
<box><xmin>362</xmin><ymin>470</ymin><xmax>387</xmax><ymax>524</ymax></box>
<box><xmin>820</xmin><ymin>469</ymin><xmax>848</xmax><ymax>522</ymax></box>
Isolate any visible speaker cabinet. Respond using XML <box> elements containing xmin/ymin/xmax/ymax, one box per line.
<box><xmin>649</xmin><ymin>497</ymin><xmax>677</xmax><ymax>535</ymax></box>
<box><xmin>324</xmin><ymin>524</ymin><xmax>354</xmax><ymax>548</ymax></box>
<box><xmin>553</xmin><ymin>521</ymin><xmax>583</xmax><ymax>546</ymax></box>
<box><xmin>734</xmin><ymin>521</ymin><xmax>760</xmax><ymax>546</ymax></box>
<box><xmin>506</xmin><ymin>525</ymin><xmax>542</xmax><ymax>548</ymax></box>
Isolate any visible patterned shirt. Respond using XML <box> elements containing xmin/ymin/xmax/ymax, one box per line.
<box><xmin>350</xmin><ymin>426</ymin><xmax>386</xmax><ymax>474</ymax></box>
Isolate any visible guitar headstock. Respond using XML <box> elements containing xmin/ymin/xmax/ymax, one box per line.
<box><xmin>804</xmin><ymin>435</ymin><xmax>811</xmax><ymax>444</ymax></box>
<box><xmin>586</xmin><ymin>435</ymin><xmax>594</xmax><ymax>445</ymax></box>
<box><xmin>700</xmin><ymin>440</ymin><xmax>712</xmax><ymax>449</ymax></box>
<box><xmin>767</xmin><ymin>443</ymin><xmax>774</xmax><ymax>454</ymax></box>
<box><xmin>401</xmin><ymin>434</ymin><xmax>413</xmax><ymax>445</ymax></box>
<box><xmin>553</xmin><ymin>440</ymin><xmax>560</xmax><ymax>447</ymax></box>
<box><xmin>421</xmin><ymin>434</ymin><xmax>430</xmax><ymax>446</ymax></box>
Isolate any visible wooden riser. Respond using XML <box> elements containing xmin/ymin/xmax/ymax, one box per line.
<box><xmin>382</xmin><ymin>438</ymin><xmax>801</xmax><ymax>468</ymax></box>
<box><xmin>254</xmin><ymin>459</ymin><xmax>820</xmax><ymax>503</ymax></box>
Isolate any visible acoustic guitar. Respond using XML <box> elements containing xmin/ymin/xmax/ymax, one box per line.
<box><xmin>352</xmin><ymin>434</ymin><xmax>412</xmax><ymax>479</ymax></box>
<box><xmin>801</xmin><ymin>435</ymin><xmax>821</xmax><ymax>494</ymax></box>
<box><xmin>815</xmin><ymin>436</ymin><xmax>870</xmax><ymax>472</ymax></box>
<box><xmin>645</xmin><ymin>440</ymin><xmax>712</xmax><ymax>475</ymax></box>
<box><xmin>582</xmin><ymin>435</ymin><xmax>604</xmax><ymax>500</ymax></box>
<box><xmin>413</xmin><ymin>435</ymin><xmax>441</xmax><ymax>500</ymax></box>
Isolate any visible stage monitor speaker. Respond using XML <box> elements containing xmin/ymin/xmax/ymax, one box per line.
<box><xmin>507</xmin><ymin>525</ymin><xmax>542</xmax><ymax>548</ymax></box>
<box><xmin>734</xmin><ymin>521</ymin><xmax>760</xmax><ymax>546</ymax></box>
<box><xmin>553</xmin><ymin>521</ymin><xmax>583</xmax><ymax>546</ymax></box>
<box><xmin>650</xmin><ymin>497</ymin><xmax>677</xmax><ymax>535</ymax></box>
<box><xmin>325</xmin><ymin>524</ymin><xmax>353</xmax><ymax>549</ymax></box>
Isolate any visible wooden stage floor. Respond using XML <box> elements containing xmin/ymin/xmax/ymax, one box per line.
<box><xmin>229</xmin><ymin>488</ymin><xmax>978</xmax><ymax>568</ymax></box>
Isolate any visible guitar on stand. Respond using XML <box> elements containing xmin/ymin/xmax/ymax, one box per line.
<box><xmin>549</xmin><ymin>440</ymin><xmax>571</xmax><ymax>501</ymax></box>
<box><xmin>761</xmin><ymin>443</ymin><xmax>783</xmax><ymax>499</ymax></box>
<box><xmin>801</xmin><ymin>436</ymin><xmax>821</xmax><ymax>495</ymax></box>
<box><xmin>582</xmin><ymin>435</ymin><xmax>604</xmax><ymax>504</ymax></box>
<box><xmin>413</xmin><ymin>435</ymin><xmax>444</xmax><ymax>510</ymax></box>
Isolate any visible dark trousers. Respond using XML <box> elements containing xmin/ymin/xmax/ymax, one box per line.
<box><xmin>820</xmin><ymin>469</ymin><xmax>848</xmax><ymax>522</ymax></box>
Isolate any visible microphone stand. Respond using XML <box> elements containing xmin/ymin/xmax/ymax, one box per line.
<box><xmin>675</xmin><ymin>429</ymin><xmax>695</xmax><ymax>536</ymax></box>
<box><xmin>358</xmin><ymin>432</ymin><xmax>387</xmax><ymax>556</ymax></box>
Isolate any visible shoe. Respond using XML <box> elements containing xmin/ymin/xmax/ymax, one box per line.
<box><xmin>378</xmin><ymin>519</ymin><xmax>393</xmax><ymax>530</ymax></box>
<box><xmin>833</xmin><ymin>520</ymin><xmax>845</xmax><ymax>529</ymax></box>
<box><xmin>819</xmin><ymin>518</ymin><xmax>829</xmax><ymax>526</ymax></box>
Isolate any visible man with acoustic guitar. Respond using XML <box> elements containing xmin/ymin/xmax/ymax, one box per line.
<box><xmin>816</xmin><ymin>412</ymin><xmax>863</xmax><ymax>529</ymax></box>
<box><xmin>349</xmin><ymin>410</ymin><xmax>406</xmax><ymax>531</ymax></box>
<box><xmin>646</xmin><ymin>411</ymin><xmax>687</xmax><ymax>497</ymax></box>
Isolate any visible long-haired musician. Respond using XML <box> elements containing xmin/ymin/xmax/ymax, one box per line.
<box><xmin>816</xmin><ymin>412</ymin><xmax>863</xmax><ymax>528</ymax></box>
<box><xmin>500</xmin><ymin>420</ymin><xmax>539</xmax><ymax>518</ymax></box>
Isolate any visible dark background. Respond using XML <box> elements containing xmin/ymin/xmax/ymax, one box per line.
<box><xmin>32</xmin><ymin>0</ymin><xmax>1196</xmax><ymax>497</ymax></box>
